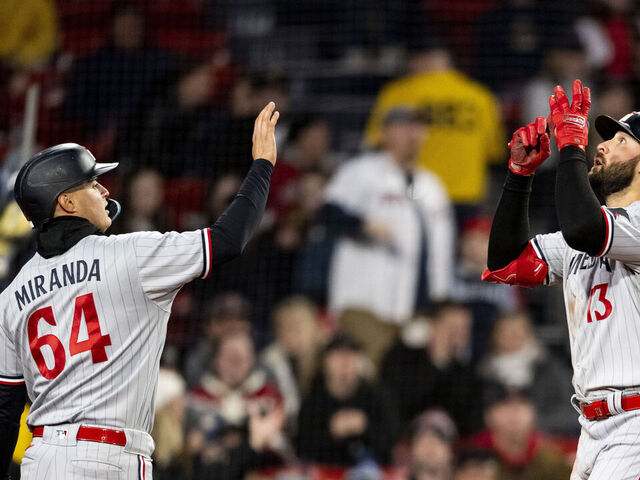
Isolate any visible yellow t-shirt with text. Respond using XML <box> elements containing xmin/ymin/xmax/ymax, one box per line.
<box><xmin>366</xmin><ymin>70</ymin><xmax>505</xmax><ymax>204</ymax></box>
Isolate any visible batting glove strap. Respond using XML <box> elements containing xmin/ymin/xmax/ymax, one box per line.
<box><xmin>552</xmin><ymin>114</ymin><xmax>589</xmax><ymax>151</ymax></box>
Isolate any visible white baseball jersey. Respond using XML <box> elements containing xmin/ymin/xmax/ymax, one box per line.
<box><xmin>0</xmin><ymin>228</ymin><xmax>213</xmax><ymax>433</ymax></box>
<box><xmin>532</xmin><ymin>201</ymin><xmax>640</xmax><ymax>400</ymax></box>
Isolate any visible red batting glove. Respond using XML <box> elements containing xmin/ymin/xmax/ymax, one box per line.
<box><xmin>508</xmin><ymin>116</ymin><xmax>551</xmax><ymax>176</ymax></box>
<box><xmin>548</xmin><ymin>79</ymin><xmax>591</xmax><ymax>151</ymax></box>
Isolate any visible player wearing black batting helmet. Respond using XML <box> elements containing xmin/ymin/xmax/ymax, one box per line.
<box><xmin>1</xmin><ymin>102</ymin><xmax>280</xmax><ymax>479</ymax></box>
<box><xmin>14</xmin><ymin>143</ymin><xmax>121</xmax><ymax>229</ymax></box>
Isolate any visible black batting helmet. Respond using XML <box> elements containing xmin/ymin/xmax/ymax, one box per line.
<box><xmin>14</xmin><ymin>143</ymin><xmax>119</xmax><ymax>228</ymax></box>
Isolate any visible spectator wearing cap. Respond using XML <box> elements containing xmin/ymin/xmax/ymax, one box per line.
<box><xmin>466</xmin><ymin>382</ymin><xmax>571</xmax><ymax>480</ymax></box>
<box><xmin>405</xmin><ymin>410</ymin><xmax>457</xmax><ymax>480</ymax></box>
<box><xmin>296</xmin><ymin>333</ymin><xmax>399</xmax><ymax>467</ymax></box>
<box><xmin>323</xmin><ymin>105</ymin><xmax>454</xmax><ymax>367</ymax></box>
<box><xmin>184</xmin><ymin>292</ymin><xmax>251</xmax><ymax>388</ymax></box>
<box><xmin>365</xmin><ymin>38</ymin><xmax>505</xmax><ymax>224</ymax></box>
<box><xmin>452</xmin><ymin>216</ymin><xmax>520</xmax><ymax>360</ymax></box>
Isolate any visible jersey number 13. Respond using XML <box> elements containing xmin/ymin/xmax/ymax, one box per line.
<box><xmin>27</xmin><ymin>293</ymin><xmax>112</xmax><ymax>380</ymax></box>
<box><xmin>587</xmin><ymin>283</ymin><xmax>613</xmax><ymax>323</ymax></box>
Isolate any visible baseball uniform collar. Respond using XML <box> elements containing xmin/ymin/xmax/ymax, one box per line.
<box><xmin>36</xmin><ymin>216</ymin><xmax>104</xmax><ymax>259</ymax></box>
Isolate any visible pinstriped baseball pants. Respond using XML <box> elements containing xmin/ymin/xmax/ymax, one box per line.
<box><xmin>20</xmin><ymin>425</ymin><xmax>153</xmax><ymax>479</ymax></box>
<box><xmin>571</xmin><ymin>409</ymin><xmax>640</xmax><ymax>479</ymax></box>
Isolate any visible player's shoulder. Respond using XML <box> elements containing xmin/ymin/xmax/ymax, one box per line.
<box><xmin>1</xmin><ymin>252</ymin><xmax>38</xmax><ymax>292</ymax></box>
<box><xmin>124</xmin><ymin>229</ymin><xmax>208</xmax><ymax>256</ymax></box>
<box><xmin>124</xmin><ymin>229</ymin><xmax>204</xmax><ymax>242</ymax></box>
<box><xmin>606</xmin><ymin>202</ymin><xmax>640</xmax><ymax>224</ymax></box>
<box><xmin>111</xmin><ymin>231</ymin><xmax>164</xmax><ymax>242</ymax></box>
<box><xmin>0</xmin><ymin>253</ymin><xmax>40</xmax><ymax>320</ymax></box>
<box><xmin>101</xmin><ymin>230</ymin><xmax>186</xmax><ymax>244</ymax></box>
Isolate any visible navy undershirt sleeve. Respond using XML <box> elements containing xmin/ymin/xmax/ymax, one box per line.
<box><xmin>487</xmin><ymin>171</ymin><xmax>534</xmax><ymax>270</ymax></box>
<box><xmin>210</xmin><ymin>159</ymin><xmax>273</xmax><ymax>265</ymax></box>
<box><xmin>555</xmin><ymin>146</ymin><xmax>606</xmax><ymax>256</ymax></box>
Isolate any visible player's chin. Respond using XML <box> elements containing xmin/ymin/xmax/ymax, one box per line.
<box><xmin>98</xmin><ymin>214</ymin><xmax>112</xmax><ymax>232</ymax></box>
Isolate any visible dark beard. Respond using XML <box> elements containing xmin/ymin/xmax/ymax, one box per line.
<box><xmin>588</xmin><ymin>154</ymin><xmax>640</xmax><ymax>199</ymax></box>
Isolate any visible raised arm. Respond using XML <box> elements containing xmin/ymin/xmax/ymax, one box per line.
<box><xmin>549</xmin><ymin>80</ymin><xmax>607</xmax><ymax>256</ymax></box>
<box><xmin>210</xmin><ymin>102</ymin><xmax>279</xmax><ymax>265</ymax></box>
<box><xmin>483</xmin><ymin>117</ymin><xmax>550</xmax><ymax>286</ymax></box>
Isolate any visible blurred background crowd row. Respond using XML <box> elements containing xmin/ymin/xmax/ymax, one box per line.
<box><xmin>3</xmin><ymin>0</ymin><xmax>640</xmax><ymax>479</ymax></box>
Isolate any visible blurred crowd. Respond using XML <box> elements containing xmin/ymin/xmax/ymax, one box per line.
<box><xmin>4</xmin><ymin>0</ymin><xmax>640</xmax><ymax>479</ymax></box>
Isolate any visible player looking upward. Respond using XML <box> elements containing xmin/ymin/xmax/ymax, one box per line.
<box><xmin>0</xmin><ymin>102</ymin><xmax>279</xmax><ymax>479</ymax></box>
<box><xmin>483</xmin><ymin>79</ymin><xmax>640</xmax><ymax>478</ymax></box>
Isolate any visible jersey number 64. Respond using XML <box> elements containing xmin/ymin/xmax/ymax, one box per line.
<box><xmin>27</xmin><ymin>293</ymin><xmax>112</xmax><ymax>380</ymax></box>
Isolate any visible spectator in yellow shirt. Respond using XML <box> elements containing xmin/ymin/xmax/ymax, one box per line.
<box><xmin>0</xmin><ymin>0</ymin><xmax>58</xmax><ymax>69</ymax></box>
<box><xmin>366</xmin><ymin>38</ymin><xmax>506</xmax><ymax>223</ymax></box>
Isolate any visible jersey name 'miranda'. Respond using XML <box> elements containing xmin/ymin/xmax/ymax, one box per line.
<box><xmin>0</xmin><ymin>101</ymin><xmax>280</xmax><ymax>479</ymax></box>
<box><xmin>13</xmin><ymin>259</ymin><xmax>101</xmax><ymax>311</ymax></box>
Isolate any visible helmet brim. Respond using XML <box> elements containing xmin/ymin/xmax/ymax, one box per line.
<box><xmin>94</xmin><ymin>162</ymin><xmax>119</xmax><ymax>176</ymax></box>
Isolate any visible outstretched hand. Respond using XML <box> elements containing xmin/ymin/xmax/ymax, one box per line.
<box><xmin>252</xmin><ymin>101</ymin><xmax>280</xmax><ymax>165</ymax></box>
<box><xmin>548</xmin><ymin>79</ymin><xmax>591</xmax><ymax>151</ymax></box>
<box><xmin>508</xmin><ymin>116</ymin><xmax>551</xmax><ymax>176</ymax></box>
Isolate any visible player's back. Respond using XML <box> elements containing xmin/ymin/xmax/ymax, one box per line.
<box><xmin>0</xmin><ymin>231</ymin><xmax>190</xmax><ymax>432</ymax></box>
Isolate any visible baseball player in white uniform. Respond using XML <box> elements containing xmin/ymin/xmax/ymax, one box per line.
<box><xmin>483</xmin><ymin>79</ymin><xmax>640</xmax><ymax>479</ymax></box>
<box><xmin>0</xmin><ymin>102</ymin><xmax>280</xmax><ymax>479</ymax></box>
